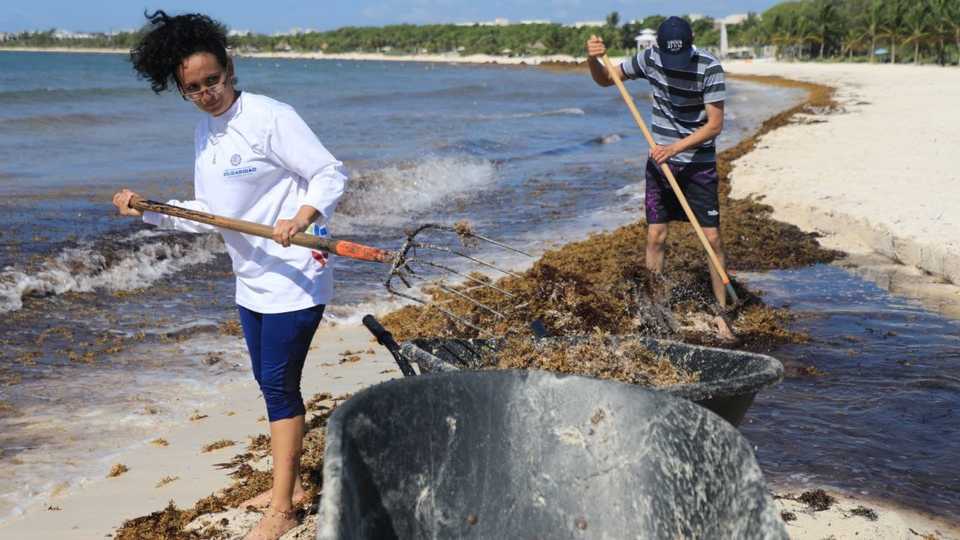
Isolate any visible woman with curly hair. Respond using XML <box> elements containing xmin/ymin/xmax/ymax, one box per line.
<box><xmin>112</xmin><ymin>10</ymin><xmax>347</xmax><ymax>539</ymax></box>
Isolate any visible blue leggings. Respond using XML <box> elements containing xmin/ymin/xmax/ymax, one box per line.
<box><xmin>237</xmin><ymin>304</ymin><xmax>325</xmax><ymax>422</ymax></box>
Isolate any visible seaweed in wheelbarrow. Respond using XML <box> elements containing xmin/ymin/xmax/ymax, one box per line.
<box><xmin>398</xmin><ymin>333</ymin><xmax>784</xmax><ymax>426</ymax></box>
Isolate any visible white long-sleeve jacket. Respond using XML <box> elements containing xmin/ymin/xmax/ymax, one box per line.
<box><xmin>144</xmin><ymin>92</ymin><xmax>347</xmax><ymax>313</ymax></box>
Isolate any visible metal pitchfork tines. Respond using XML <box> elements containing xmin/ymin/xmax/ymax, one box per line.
<box><xmin>129</xmin><ymin>199</ymin><xmax>533</xmax><ymax>335</ymax></box>
<box><xmin>386</xmin><ymin>223</ymin><xmax>533</xmax><ymax>336</ymax></box>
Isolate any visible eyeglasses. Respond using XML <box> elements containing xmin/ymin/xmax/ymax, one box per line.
<box><xmin>180</xmin><ymin>72</ymin><xmax>227</xmax><ymax>102</ymax></box>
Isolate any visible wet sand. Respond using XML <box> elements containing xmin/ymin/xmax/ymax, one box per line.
<box><xmin>725</xmin><ymin>60</ymin><xmax>960</xmax><ymax>319</ymax></box>
<box><xmin>1</xmin><ymin>60</ymin><xmax>958</xmax><ymax>538</ymax></box>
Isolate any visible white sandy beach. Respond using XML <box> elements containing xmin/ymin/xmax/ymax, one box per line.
<box><xmin>725</xmin><ymin>60</ymin><xmax>960</xmax><ymax>318</ymax></box>
<box><xmin>1</xmin><ymin>56</ymin><xmax>958</xmax><ymax>539</ymax></box>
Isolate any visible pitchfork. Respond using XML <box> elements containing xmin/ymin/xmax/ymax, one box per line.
<box><xmin>130</xmin><ymin>198</ymin><xmax>532</xmax><ymax>336</ymax></box>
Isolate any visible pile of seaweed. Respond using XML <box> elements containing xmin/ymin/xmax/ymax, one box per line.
<box><xmin>381</xmin><ymin>74</ymin><xmax>841</xmax><ymax>351</ymax></box>
<box><xmin>495</xmin><ymin>334</ymin><xmax>699</xmax><ymax>387</ymax></box>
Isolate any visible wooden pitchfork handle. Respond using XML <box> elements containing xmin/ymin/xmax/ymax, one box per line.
<box><xmin>599</xmin><ymin>54</ymin><xmax>739</xmax><ymax>305</ymax></box>
<box><xmin>130</xmin><ymin>197</ymin><xmax>394</xmax><ymax>264</ymax></box>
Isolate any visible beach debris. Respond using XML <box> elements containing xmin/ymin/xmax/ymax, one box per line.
<box><xmin>189</xmin><ymin>412</ymin><xmax>209</xmax><ymax>421</ymax></box>
<box><xmin>218</xmin><ymin>319</ymin><xmax>243</xmax><ymax>337</ymax></box>
<box><xmin>151</xmin><ymin>438</ymin><xmax>170</xmax><ymax>447</ymax></box>
<box><xmin>339</xmin><ymin>354</ymin><xmax>362</xmax><ymax>364</ymax></box>
<box><xmin>108</xmin><ymin>464</ymin><xmax>129</xmax><ymax>478</ymax></box>
<box><xmin>493</xmin><ymin>334</ymin><xmax>698</xmax><ymax>388</ymax></box>
<box><xmin>850</xmin><ymin>505</ymin><xmax>878</xmax><ymax>521</ymax></box>
<box><xmin>798</xmin><ymin>489</ymin><xmax>836</xmax><ymax>511</ymax></box>
<box><xmin>780</xmin><ymin>511</ymin><xmax>797</xmax><ymax>522</ymax></box>
<box><xmin>202</xmin><ymin>352</ymin><xmax>224</xmax><ymax>366</ymax></box>
<box><xmin>47</xmin><ymin>505</ymin><xmax>62</xmax><ymax>511</ymax></box>
<box><xmin>247</xmin><ymin>434</ymin><xmax>271</xmax><ymax>456</ymax></box>
<box><xmin>201</xmin><ymin>440</ymin><xmax>236</xmax><ymax>453</ymax></box>
<box><xmin>156</xmin><ymin>476</ymin><xmax>180</xmax><ymax>488</ymax></box>
<box><xmin>453</xmin><ymin>220</ymin><xmax>479</xmax><ymax>246</ymax></box>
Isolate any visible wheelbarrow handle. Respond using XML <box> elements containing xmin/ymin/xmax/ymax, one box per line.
<box><xmin>362</xmin><ymin>315</ymin><xmax>417</xmax><ymax>377</ymax></box>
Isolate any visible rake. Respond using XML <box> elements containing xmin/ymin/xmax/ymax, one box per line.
<box><xmin>130</xmin><ymin>198</ymin><xmax>532</xmax><ymax>336</ymax></box>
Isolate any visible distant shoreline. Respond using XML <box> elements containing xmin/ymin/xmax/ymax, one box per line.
<box><xmin>0</xmin><ymin>46</ymin><xmax>127</xmax><ymax>55</ymax></box>
<box><xmin>0</xmin><ymin>46</ymin><xmax>588</xmax><ymax>65</ymax></box>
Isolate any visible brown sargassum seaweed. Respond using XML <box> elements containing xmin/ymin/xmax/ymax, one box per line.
<box><xmin>382</xmin><ymin>74</ymin><xmax>841</xmax><ymax>352</ymax></box>
<box><xmin>496</xmin><ymin>334</ymin><xmax>700</xmax><ymax>387</ymax></box>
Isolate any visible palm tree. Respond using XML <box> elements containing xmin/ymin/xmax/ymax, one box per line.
<box><xmin>949</xmin><ymin>0</ymin><xmax>960</xmax><ymax>65</ymax></box>
<box><xmin>864</xmin><ymin>0</ymin><xmax>886</xmax><ymax>62</ymax></box>
<box><xmin>929</xmin><ymin>0</ymin><xmax>953</xmax><ymax>65</ymax></box>
<box><xmin>809</xmin><ymin>0</ymin><xmax>840</xmax><ymax>58</ymax></box>
<box><xmin>881</xmin><ymin>0</ymin><xmax>909</xmax><ymax>63</ymax></box>
<box><xmin>901</xmin><ymin>1</ymin><xmax>931</xmax><ymax>64</ymax></box>
<box><xmin>841</xmin><ymin>26</ymin><xmax>868</xmax><ymax>59</ymax></box>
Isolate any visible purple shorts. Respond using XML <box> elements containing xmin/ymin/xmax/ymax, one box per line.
<box><xmin>645</xmin><ymin>159</ymin><xmax>720</xmax><ymax>228</ymax></box>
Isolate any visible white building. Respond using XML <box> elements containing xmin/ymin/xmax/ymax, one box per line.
<box><xmin>635</xmin><ymin>29</ymin><xmax>657</xmax><ymax>50</ymax></box>
<box><xmin>52</xmin><ymin>29</ymin><xmax>95</xmax><ymax>39</ymax></box>
<box><xmin>571</xmin><ymin>21</ymin><xmax>605</xmax><ymax>28</ymax></box>
<box><xmin>0</xmin><ymin>33</ymin><xmax>9</xmax><ymax>42</ymax></box>
<box><xmin>456</xmin><ymin>18</ymin><xmax>511</xmax><ymax>27</ymax></box>
<box><xmin>688</xmin><ymin>13</ymin><xmax>706</xmax><ymax>22</ymax></box>
<box><xmin>714</xmin><ymin>13</ymin><xmax>750</xmax><ymax>29</ymax></box>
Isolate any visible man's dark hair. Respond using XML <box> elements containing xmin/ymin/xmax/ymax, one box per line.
<box><xmin>130</xmin><ymin>10</ymin><xmax>230</xmax><ymax>94</ymax></box>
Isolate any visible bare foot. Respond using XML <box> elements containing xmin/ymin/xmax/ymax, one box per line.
<box><xmin>714</xmin><ymin>315</ymin><xmax>738</xmax><ymax>343</ymax></box>
<box><xmin>239</xmin><ymin>487</ymin><xmax>307</xmax><ymax>510</ymax></box>
<box><xmin>243</xmin><ymin>507</ymin><xmax>299</xmax><ymax>540</ymax></box>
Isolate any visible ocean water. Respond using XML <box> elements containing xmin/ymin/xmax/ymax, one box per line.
<box><xmin>1</xmin><ymin>51</ymin><xmax>955</xmax><ymax>524</ymax></box>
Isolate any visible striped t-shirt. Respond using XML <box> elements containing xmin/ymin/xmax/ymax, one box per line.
<box><xmin>620</xmin><ymin>47</ymin><xmax>726</xmax><ymax>164</ymax></box>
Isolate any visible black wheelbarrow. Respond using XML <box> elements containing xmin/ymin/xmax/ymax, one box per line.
<box><xmin>317</xmin><ymin>370</ymin><xmax>787</xmax><ymax>540</ymax></box>
<box><xmin>363</xmin><ymin>316</ymin><xmax>784</xmax><ymax>427</ymax></box>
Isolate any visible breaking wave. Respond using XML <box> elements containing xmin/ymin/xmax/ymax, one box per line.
<box><xmin>334</xmin><ymin>155</ymin><xmax>498</xmax><ymax>231</ymax></box>
<box><xmin>0</xmin><ymin>231</ymin><xmax>226</xmax><ymax>313</ymax></box>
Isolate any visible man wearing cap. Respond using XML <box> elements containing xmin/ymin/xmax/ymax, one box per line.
<box><xmin>586</xmin><ymin>16</ymin><xmax>733</xmax><ymax>339</ymax></box>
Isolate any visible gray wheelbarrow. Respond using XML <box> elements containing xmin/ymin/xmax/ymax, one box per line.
<box><xmin>362</xmin><ymin>316</ymin><xmax>783</xmax><ymax>427</ymax></box>
<box><xmin>317</xmin><ymin>370</ymin><xmax>787</xmax><ymax>540</ymax></box>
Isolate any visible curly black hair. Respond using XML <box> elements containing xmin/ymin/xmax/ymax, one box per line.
<box><xmin>130</xmin><ymin>10</ymin><xmax>230</xmax><ymax>94</ymax></box>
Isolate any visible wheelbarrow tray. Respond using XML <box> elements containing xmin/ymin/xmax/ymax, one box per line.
<box><xmin>399</xmin><ymin>335</ymin><xmax>783</xmax><ymax>426</ymax></box>
<box><xmin>317</xmin><ymin>370</ymin><xmax>787</xmax><ymax>540</ymax></box>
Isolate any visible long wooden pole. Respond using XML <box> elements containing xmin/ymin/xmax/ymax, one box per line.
<box><xmin>600</xmin><ymin>55</ymin><xmax>739</xmax><ymax>305</ymax></box>
<box><xmin>131</xmin><ymin>198</ymin><xmax>394</xmax><ymax>264</ymax></box>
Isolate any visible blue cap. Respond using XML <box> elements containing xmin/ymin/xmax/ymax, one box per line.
<box><xmin>657</xmin><ymin>16</ymin><xmax>695</xmax><ymax>70</ymax></box>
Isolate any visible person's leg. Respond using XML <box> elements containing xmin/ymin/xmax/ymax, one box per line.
<box><xmin>236</xmin><ymin>306</ymin><xmax>283</xmax><ymax>510</ymax></box>
<box><xmin>681</xmin><ymin>162</ymin><xmax>736</xmax><ymax>340</ymax></box>
<box><xmin>237</xmin><ymin>306</ymin><xmax>264</xmax><ymax>386</ymax></box>
<box><xmin>702</xmin><ymin>227</ymin><xmax>728</xmax><ymax>308</ymax></box>
<box><xmin>244</xmin><ymin>305</ymin><xmax>325</xmax><ymax>540</ymax></box>
<box><xmin>646</xmin><ymin>223</ymin><xmax>669</xmax><ymax>272</ymax></box>
<box><xmin>644</xmin><ymin>158</ymin><xmax>676</xmax><ymax>273</ymax></box>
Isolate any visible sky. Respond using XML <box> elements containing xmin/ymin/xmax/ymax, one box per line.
<box><xmin>0</xmin><ymin>1</ymin><xmax>781</xmax><ymax>34</ymax></box>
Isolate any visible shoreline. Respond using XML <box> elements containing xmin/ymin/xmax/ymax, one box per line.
<box><xmin>0</xmin><ymin>46</ymin><xmax>586</xmax><ymax>65</ymax></box>
<box><xmin>723</xmin><ymin>60</ymin><xmax>960</xmax><ymax>319</ymax></box>
<box><xmin>0</xmin><ymin>59</ymin><xmax>956</xmax><ymax>538</ymax></box>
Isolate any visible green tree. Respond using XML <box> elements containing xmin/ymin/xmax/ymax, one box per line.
<box><xmin>809</xmin><ymin>0</ymin><xmax>841</xmax><ymax>57</ymax></box>
<box><xmin>881</xmin><ymin>0</ymin><xmax>909</xmax><ymax>63</ymax></box>
<box><xmin>902</xmin><ymin>0</ymin><xmax>931</xmax><ymax>64</ymax></box>
<box><xmin>606</xmin><ymin>11</ymin><xmax>620</xmax><ymax>28</ymax></box>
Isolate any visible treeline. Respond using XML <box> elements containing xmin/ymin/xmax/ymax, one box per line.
<box><xmin>2</xmin><ymin>0</ymin><xmax>958</xmax><ymax>65</ymax></box>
